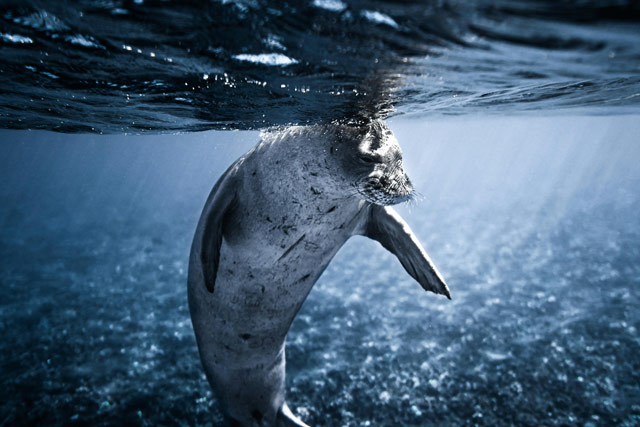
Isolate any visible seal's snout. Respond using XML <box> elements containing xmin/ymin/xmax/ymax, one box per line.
<box><xmin>349</xmin><ymin>119</ymin><xmax>415</xmax><ymax>206</ymax></box>
<box><xmin>357</xmin><ymin>164</ymin><xmax>414</xmax><ymax>206</ymax></box>
<box><xmin>395</xmin><ymin>173</ymin><xmax>414</xmax><ymax>202</ymax></box>
<box><xmin>390</xmin><ymin>171</ymin><xmax>414</xmax><ymax>205</ymax></box>
<box><xmin>392</xmin><ymin>159</ymin><xmax>414</xmax><ymax>196</ymax></box>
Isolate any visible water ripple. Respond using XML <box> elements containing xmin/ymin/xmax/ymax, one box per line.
<box><xmin>0</xmin><ymin>0</ymin><xmax>639</xmax><ymax>133</ymax></box>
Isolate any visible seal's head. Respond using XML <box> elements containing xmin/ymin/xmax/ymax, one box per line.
<box><xmin>335</xmin><ymin>120</ymin><xmax>414</xmax><ymax>206</ymax></box>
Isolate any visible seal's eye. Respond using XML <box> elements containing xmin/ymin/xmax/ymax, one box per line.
<box><xmin>359</xmin><ymin>155</ymin><xmax>377</xmax><ymax>164</ymax></box>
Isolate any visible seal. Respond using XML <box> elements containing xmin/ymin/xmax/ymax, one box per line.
<box><xmin>187</xmin><ymin>120</ymin><xmax>450</xmax><ymax>426</ymax></box>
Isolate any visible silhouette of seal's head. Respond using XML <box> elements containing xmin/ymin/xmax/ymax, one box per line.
<box><xmin>263</xmin><ymin>120</ymin><xmax>413</xmax><ymax>205</ymax></box>
<box><xmin>334</xmin><ymin>120</ymin><xmax>414</xmax><ymax>205</ymax></box>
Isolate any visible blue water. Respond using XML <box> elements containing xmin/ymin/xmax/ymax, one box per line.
<box><xmin>1</xmin><ymin>0</ymin><xmax>640</xmax><ymax>425</ymax></box>
<box><xmin>1</xmin><ymin>115</ymin><xmax>639</xmax><ymax>425</ymax></box>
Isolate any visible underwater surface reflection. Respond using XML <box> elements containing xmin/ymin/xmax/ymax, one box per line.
<box><xmin>0</xmin><ymin>115</ymin><xmax>639</xmax><ymax>425</ymax></box>
<box><xmin>2</xmin><ymin>0</ymin><xmax>640</xmax><ymax>132</ymax></box>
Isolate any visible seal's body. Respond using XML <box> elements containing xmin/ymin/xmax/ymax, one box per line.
<box><xmin>188</xmin><ymin>122</ymin><xmax>449</xmax><ymax>426</ymax></box>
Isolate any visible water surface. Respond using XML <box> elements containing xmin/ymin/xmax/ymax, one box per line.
<box><xmin>1</xmin><ymin>0</ymin><xmax>639</xmax><ymax>132</ymax></box>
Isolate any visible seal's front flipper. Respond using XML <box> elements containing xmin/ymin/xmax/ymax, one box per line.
<box><xmin>364</xmin><ymin>204</ymin><xmax>451</xmax><ymax>299</ymax></box>
<box><xmin>277</xmin><ymin>402</ymin><xmax>310</xmax><ymax>427</ymax></box>
<box><xmin>199</xmin><ymin>174</ymin><xmax>237</xmax><ymax>293</ymax></box>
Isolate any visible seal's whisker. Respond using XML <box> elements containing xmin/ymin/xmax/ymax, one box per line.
<box><xmin>409</xmin><ymin>189</ymin><xmax>424</xmax><ymax>204</ymax></box>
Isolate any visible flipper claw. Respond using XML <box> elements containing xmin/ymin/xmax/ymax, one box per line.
<box><xmin>277</xmin><ymin>402</ymin><xmax>310</xmax><ymax>427</ymax></box>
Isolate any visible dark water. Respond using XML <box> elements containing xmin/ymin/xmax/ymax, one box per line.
<box><xmin>1</xmin><ymin>116</ymin><xmax>639</xmax><ymax>425</ymax></box>
<box><xmin>1</xmin><ymin>0</ymin><xmax>640</xmax><ymax>132</ymax></box>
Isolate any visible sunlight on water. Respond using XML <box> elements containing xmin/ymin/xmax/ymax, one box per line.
<box><xmin>233</xmin><ymin>53</ymin><xmax>299</xmax><ymax>66</ymax></box>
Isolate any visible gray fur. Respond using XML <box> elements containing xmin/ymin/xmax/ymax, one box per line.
<box><xmin>188</xmin><ymin>121</ymin><xmax>450</xmax><ymax>426</ymax></box>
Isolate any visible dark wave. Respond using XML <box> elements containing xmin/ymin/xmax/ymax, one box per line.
<box><xmin>0</xmin><ymin>0</ymin><xmax>639</xmax><ymax>133</ymax></box>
